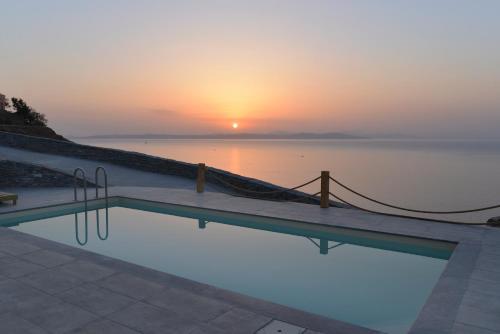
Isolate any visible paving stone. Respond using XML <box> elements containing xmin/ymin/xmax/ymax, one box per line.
<box><xmin>480</xmin><ymin>244</ymin><xmax>500</xmax><ymax>256</ymax></box>
<box><xmin>0</xmin><ymin>256</ymin><xmax>45</xmax><ymax>278</ymax></box>
<box><xmin>462</xmin><ymin>290</ymin><xmax>500</xmax><ymax>314</ymax></box>
<box><xmin>57</xmin><ymin>283</ymin><xmax>135</xmax><ymax>316</ymax></box>
<box><xmin>257</xmin><ymin>320</ymin><xmax>305</xmax><ymax>334</ymax></box>
<box><xmin>452</xmin><ymin>322</ymin><xmax>499</xmax><ymax>334</ymax></box>
<box><xmin>477</xmin><ymin>249</ymin><xmax>500</xmax><ymax>261</ymax></box>
<box><xmin>203</xmin><ymin>285</ymin><xmax>284</xmax><ymax>313</ymax></box>
<box><xmin>21</xmin><ymin>249</ymin><xmax>75</xmax><ymax>267</ymax></box>
<box><xmin>108</xmin><ymin>301</ymin><xmax>197</xmax><ymax>334</ymax></box>
<box><xmin>145</xmin><ymin>287</ymin><xmax>232</xmax><ymax>321</ymax></box>
<box><xmin>2</xmin><ymin>158</ymin><xmax>500</xmax><ymax>334</ymax></box>
<box><xmin>20</xmin><ymin>300</ymin><xmax>97</xmax><ymax>334</ymax></box>
<box><xmin>13</xmin><ymin>290</ymin><xmax>63</xmax><ymax>314</ymax></box>
<box><xmin>20</xmin><ymin>267</ymin><xmax>84</xmax><ymax>294</ymax></box>
<box><xmin>69</xmin><ymin>319</ymin><xmax>140</xmax><ymax>334</ymax></box>
<box><xmin>468</xmin><ymin>279</ymin><xmax>500</xmax><ymax>298</ymax></box>
<box><xmin>470</xmin><ymin>269</ymin><xmax>500</xmax><ymax>284</ymax></box>
<box><xmin>97</xmin><ymin>272</ymin><xmax>164</xmax><ymax>300</ymax></box>
<box><xmin>410</xmin><ymin>273</ymin><xmax>470</xmax><ymax>333</ymax></box>
<box><xmin>0</xmin><ymin>255</ymin><xmax>19</xmax><ymax>264</ymax></box>
<box><xmin>188</xmin><ymin>323</ymin><xmax>227</xmax><ymax>334</ymax></box>
<box><xmin>0</xmin><ymin>238</ymin><xmax>41</xmax><ymax>255</ymax></box>
<box><xmin>0</xmin><ymin>312</ymin><xmax>49</xmax><ymax>334</ymax></box>
<box><xmin>203</xmin><ymin>284</ymin><xmax>363</xmax><ymax>334</ymax></box>
<box><xmin>0</xmin><ymin>279</ymin><xmax>60</xmax><ymax>314</ymax></box>
<box><xmin>163</xmin><ymin>272</ymin><xmax>213</xmax><ymax>293</ymax></box>
<box><xmin>58</xmin><ymin>260</ymin><xmax>115</xmax><ymax>281</ymax></box>
<box><xmin>475</xmin><ymin>255</ymin><xmax>500</xmax><ymax>273</ymax></box>
<box><xmin>457</xmin><ymin>305</ymin><xmax>500</xmax><ymax>332</ymax></box>
<box><xmin>209</xmin><ymin>308</ymin><xmax>272</xmax><ymax>334</ymax></box>
<box><xmin>443</xmin><ymin>243</ymin><xmax>480</xmax><ymax>277</ymax></box>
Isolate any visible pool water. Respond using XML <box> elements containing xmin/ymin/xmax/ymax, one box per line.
<box><xmin>6</xmin><ymin>200</ymin><xmax>452</xmax><ymax>334</ymax></box>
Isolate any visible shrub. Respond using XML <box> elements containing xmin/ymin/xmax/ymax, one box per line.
<box><xmin>11</xmin><ymin>98</ymin><xmax>48</xmax><ymax>126</ymax></box>
<box><xmin>0</xmin><ymin>93</ymin><xmax>10</xmax><ymax>111</ymax></box>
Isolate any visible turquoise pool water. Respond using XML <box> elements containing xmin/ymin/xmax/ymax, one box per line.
<box><xmin>6</xmin><ymin>200</ymin><xmax>453</xmax><ymax>334</ymax></box>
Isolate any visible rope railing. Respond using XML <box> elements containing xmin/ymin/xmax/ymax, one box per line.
<box><xmin>207</xmin><ymin>185</ymin><xmax>322</xmax><ymax>204</ymax></box>
<box><xmin>328</xmin><ymin>192</ymin><xmax>489</xmax><ymax>226</ymax></box>
<box><xmin>194</xmin><ymin>163</ymin><xmax>322</xmax><ymax>204</ymax></box>
<box><xmin>329</xmin><ymin>176</ymin><xmax>500</xmax><ymax>214</ymax></box>
<box><xmin>207</xmin><ymin>171</ymin><xmax>322</xmax><ymax>204</ymax></box>
<box><xmin>207</xmin><ymin>170</ymin><xmax>320</xmax><ymax>195</ymax></box>
<box><xmin>194</xmin><ymin>163</ymin><xmax>499</xmax><ymax>225</ymax></box>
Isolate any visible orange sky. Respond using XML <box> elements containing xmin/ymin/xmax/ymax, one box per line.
<box><xmin>1</xmin><ymin>1</ymin><xmax>499</xmax><ymax>137</ymax></box>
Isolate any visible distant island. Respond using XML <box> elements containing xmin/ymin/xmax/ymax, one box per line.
<box><xmin>76</xmin><ymin>132</ymin><xmax>365</xmax><ymax>140</ymax></box>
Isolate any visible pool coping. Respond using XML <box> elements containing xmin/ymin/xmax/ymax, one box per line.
<box><xmin>0</xmin><ymin>186</ymin><xmax>499</xmax><ymax>333</ymax></box>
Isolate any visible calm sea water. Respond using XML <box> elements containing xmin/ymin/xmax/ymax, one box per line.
<box><xmin>77</xmin><ymin>138</ymin><xmax>500</xmax><ymax>224</ymax></box>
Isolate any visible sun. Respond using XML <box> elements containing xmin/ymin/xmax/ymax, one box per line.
<box><xmin>232</xmin><ymin>122</ymin><xmax>239</xmax><ymax>129</ymax></box>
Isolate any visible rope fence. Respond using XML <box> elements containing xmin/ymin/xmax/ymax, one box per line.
<box><xmin>194</xmin><ymin>163</ymin><xmax>500</xmax><ymax>226</ymax></box>
<box><xmin>207</xmin><ymin>171</ymin><xmax>321</xmax><ymax>195</ymax></box>
<box><xmin>205</xmin><ymin>167</ymin><xmax>322</xmax><ymax>204</ymax></box>
<box><xmin>329</xmin><ymin>176</ymin><xmax>500</xmax><ymax>214</ymax></box>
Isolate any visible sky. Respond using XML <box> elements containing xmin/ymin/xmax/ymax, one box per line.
<box><xmin>1</xmin><ymin>0</ymin><xmax>499</xmax><ymax>138</ymax></box>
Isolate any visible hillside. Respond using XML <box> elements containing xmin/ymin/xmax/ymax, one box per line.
<box><xmin>0</xmin><ymin>110</ymin><xmax>67</xmax><ymax>141</ymax></box>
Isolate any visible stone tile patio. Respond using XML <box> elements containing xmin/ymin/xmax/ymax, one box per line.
<box><xmin>0</xmin><ymin>227</ymin><xmax>375</xmax><ymax>334</ymax></box>
<box><xmin>0</xmin><ymin>143</ymin><xmax>499</xmax><ymax>333</ymax></box>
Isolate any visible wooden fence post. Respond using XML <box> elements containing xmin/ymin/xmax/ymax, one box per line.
<box><xmin>320</xmin><ymin>170</ymin><xmax>330</xmax><ymax>208</ymax></box>
<box><xmin>198</xmin><ymin>219</ymin><xmax>207</xmax><ymax>229</ymax></box>
<box><xmin>196</xmin><ymin>163</ymin><xmax>206</xmax><ymax>193</ymax></box>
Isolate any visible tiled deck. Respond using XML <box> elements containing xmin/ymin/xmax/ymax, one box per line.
<box><xmin>1</xmin><ymin>186</ymin><xmax>499</xmax><ymax>333</ymax></box>
<box><xmin>0</xmin><ymin>222</ymin><xmax>372</xmax><ymax>334</ymax></box>
<box><xmin>1</xmin><ymin>139</ymin><xmax>500</xmax><ymax>334</ymax></box>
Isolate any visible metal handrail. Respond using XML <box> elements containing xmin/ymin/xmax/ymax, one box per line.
<box><xmin>95</xmin><ymin>166</ymin><xmax>108</xmax><ymax>201</ymax></box>
<box><xmin>73</xmin><ymin>168</ymin><xmax>88</xmax><ymax>208</ymax></box>
<box><xmin>73</xmin><ymin>168</ymin><xmax>88</xmax><ymax>245</ymax></box>
<box><xmin>95</xmin><ymin>206</ymin><xmax>109</xmax><ymax>241</ymax></box>
<box><xmin>95</xmin><ymin>208</ymin><xmax>109</xmax><ymax>240</ymax></box>
<box><xmin>74</xmin><ymin>212</ymin><xmax>88</xmax><ymax>245</ymax></box>
<box><xmin>95</xmin><ymin>167</ymin><xmax>109</xmax><ymax>240</ymax></box>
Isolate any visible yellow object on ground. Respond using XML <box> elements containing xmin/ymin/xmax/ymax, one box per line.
<box><xmin>0</xmin><ymin>192</ymin><xmax>17</xmax><ymax>205</ymax></box>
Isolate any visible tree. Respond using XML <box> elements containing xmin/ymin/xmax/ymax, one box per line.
<box><xmin>11</xmin><ymin>98</ymin><xmax>31</xmax><ymax>116</ymax></box>
<box><xmin>29</xmin><ymin>109</ymin><xmax>47</xmax><ymax>126</ymax></box>
<box><xmin>10</xmin><ymin>97</ymin><xmax>48</xmax><ymax>126</ymax></box>
<box><xmin>0</xmin><ymin>93</ymin><xmax>10</xmax><ymax>111</ymax></box>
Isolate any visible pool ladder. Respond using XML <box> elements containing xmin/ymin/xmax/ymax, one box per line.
<box><xmin>73</xmin><ymin>167</ymin><xmax>109</xmax><ymax>245</ymax></box>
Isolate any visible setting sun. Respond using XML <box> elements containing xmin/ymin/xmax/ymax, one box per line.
<box><xmin>232</xmin><ymin>122</ymin><xmax>239</xmax><ymax>129</ymax></box>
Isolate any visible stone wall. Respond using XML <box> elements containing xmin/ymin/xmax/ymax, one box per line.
<box><xmin>0</xmin><ymin>160</ymin><xmax>91</xmax><ymax>188</ymax></box>
<box><xmin>0</xmin><ymin>131</ymin><xmax>329</xmax><ymax>204</ymax></box>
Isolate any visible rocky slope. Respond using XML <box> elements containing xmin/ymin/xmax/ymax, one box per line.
<box><xmin>0</xmin><ymin>111</ymin><xmax>67</xmax><ymax>141</ymax></box>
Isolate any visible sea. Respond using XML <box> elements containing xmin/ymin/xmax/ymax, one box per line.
<box><xmin>76</xmin><ymin>138</ymin><xmax>500</xmax><ymax>224</ymax></box>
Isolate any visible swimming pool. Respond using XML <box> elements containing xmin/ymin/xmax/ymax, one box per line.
<box><xmin>1</xmin><ymin>198</ymin><xmax>454</xmax><ymax>334</ymax></box>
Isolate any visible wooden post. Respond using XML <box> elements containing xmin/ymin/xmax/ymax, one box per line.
<box><xmin>196</xmin><ymin>163</ymin><xmax>206</xmax><ymax>193</ymax></box>
<box><xmin>198</xmin><ymin>219</ymin><xmax>207</xmax><ymax>229</ymax></box>
<box><xmin>320</xmin><ymin>170</ymin><xmax>330</xmax><ymax>208</ymax></box>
